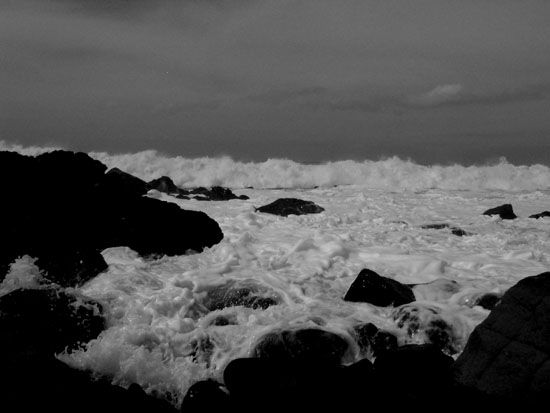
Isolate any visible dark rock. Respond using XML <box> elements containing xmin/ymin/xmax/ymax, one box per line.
<box><xmin>191</xmin><ymin>186</ymin><xmax>249</xmax><ymax>201</ymax></box>
<box><xmin>421</xmin><ymin>223</ymin><xmax>470</xmax><ymax>236</ymax></box>
<box><xmin>251</xmin><ymin>328</ymin><xmax>350</xmax><ymax>365</ymax></box>
<box><xmin>34</xmin><ymin>248</ymin><xmax>108</xmax><ymax>287</ymax></box>
<box><xmin>354</xmin><ymin>322</ymin><xmax>398</xmax><ymax>358</ymax></box>
<box><xmin>344</xmin><ymin>268</ymin><xmax>415</xmax><ymax>307</ymax></box>
<box><xmin>454</xmin><ymin>271</ymin><xmax>550</xmax><ymax>403</ymax></box>
<box><xmin>181</xmin><ymin>380</ymin><xmax>229</xmax><ymax>412</ymax></box>
<box><xmin>0</xmin><ymin>287</ymin><xmax>105</xmax><ymax>360</ymax></box>
<box><xmin>201</xmin><ymin>280</ymin><xmax>281</xmax><ymax>311</ymax></box>
<box><xmin>483</xmin><ymin>204</ymin><xmax>517</xmax><ymax>220</ymax></box>
<box><xmin>374</xmin><ymin>344</ymin><xmax>454</xmax><ymax>403</ymax></box>
<box><xmin>392</xmin><ymin>303</ymin><xmax>459</xmax><ymax>355</ymax></box>
<box><xmin>255</xmin><ymin>198</ymin><xmax>324</xmax><ymax>216</ymax></box>
<box><xmin>474</xmin><ymin>293</ymin><xmax>501</xmax><ymax>310</ymax></box>
<box><xmin>223</xmin><ymin>357</ymin><xmax>348</xmax><ymax>411</ymax></box>
<box><xmin>147</xmin><ymin>176</ymin><xmax>181</xmax><ymax>194</ymax></box>
<box><xmin>1</xmin><ymin>357</ymin><xmax>177</xmax><ymax>413</ymax></box>
<box><xmin>209</xmin><ymin>315</ymin><xmax>238</xmax><ymax>326</ymax></box>
<box><xmin>529</xmin><ymin>211</ymin><xmax>550</xmax><ymax>219</ymax></box>
<box><xmin>102</xmin><ymin>167</ymin><xmax>148</xmax><ymax>197</ymax></box>
<box><xmin>0</xmin><ymin>150</ymin><xmax>224</xmax><ymax>285</ymax></box>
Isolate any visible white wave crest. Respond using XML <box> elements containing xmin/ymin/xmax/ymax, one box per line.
<box><xmin>2</xmin><ymin>141</ymin><xmax>550</xmax><ymax>191</ymax></box>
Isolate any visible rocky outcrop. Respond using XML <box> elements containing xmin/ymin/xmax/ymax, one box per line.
<box><xmin>0</xmin><ymin>150</ymin><xmax>224</xmax><ymax>286</ymax></box>
<box><xmin>255</xmin><ymin>198</ymin><xmax>324</xmax><ymax>216</ymax></box>
<box><xmin>147</xmin><ymin>175</ymin><xmax>249</xmax><ymax>200</ymax></box>
<box><xmin>454</xmin><ymin>271</ymin><xmax>550</xmax><ymax>403</ymax></box>
<box><xmin>344</xmin><ymin>268</ymin><xmax>415</xmax><ymax>307</ymax></box>
<box><xmin>482</xmin><ymin>204</ymin><xmax>517</xmax><ymax>220</ymax></box>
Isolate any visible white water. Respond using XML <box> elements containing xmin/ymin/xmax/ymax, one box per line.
<box><xmin>1</xmin><ymin>143</ymin><xmax>550</xmax><ymax>407</ymax></box>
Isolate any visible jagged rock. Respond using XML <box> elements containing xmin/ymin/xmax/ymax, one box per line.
<box><xmin>182</xmin><ymin>380</ymin><xmax>229</xmax><ymax>412</ymax></box>
<box><xmin>344</xmin><ymin>268</ymin><xmax>415</xmax><ymax>307</ymax></box>
<box><xmin>529</xmin><ymin>211</ymin><xmax>550</xmax><ymax>219</ymax></box>
<box><xmin>251</xmin><ymin>328</ymin><xmax>350</xmax><ymax>364</ymax></box>
<box><xmin>392</xmin><ymin>303</ymin><xmax>459</xmax><ymax>355</ymax></box>
<box><xmin>454</xmin><ymin>271</ymin><xmax>550</xmax><ymax>403</ymax></box>
<box><xmin>354</xmin><ymin>323</ymin><xmax>398</xmax><ymax>358</ymax></box>
<box><xmin>255</xmin><ymin>198</ymin><xmax>324</xmax><ymax>216</ymax></box>
<box><xmin>147</xmin><ymin>176</ymin><xmax>181</xmax><ymax>194</ymax></box>
<box><xmin>201</xmin><ymin>280</ymin><xmax>281</xmax><ymax>311</ymax></box>
<box><xmin>482</xmin><ymin>204</ymin><xmax>517</xmax><ymax>220</ymax></box>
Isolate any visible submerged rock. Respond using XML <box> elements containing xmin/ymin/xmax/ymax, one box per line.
<box><xmin>482</xmin><ymin>204</ymin><xmax>517</xmax><ymax>220</ymax></box>
<box><xmin>201</xmin><ymin>280</ymin><xmax>281</xmax><ymax>311</ymax></box>
<box><xmin>529</xmin><ymin>211</ymin><xmax>550</xmax><ymax>219</ymax></box>
<box><xmin>392</xmin><ymin>303</ymin><xmax>460</xmax><ymax>355</ymax></box>
<box><xmin>354</xmin><ymin>322</ymin><xmax>398</xmax><ymax>359</ymax></box>
<box><xmin>421</xmin><ymin>223</ymin><xmax>470</xmax><ymax>236</ymax></box>
<box><xmin>251</xmin><ymin>328</ymin><xmax>350</xmax><ymax>364</ymax></box>
<box><xmin>454</xmin><ymin>271</ymin><xmax>550</xmax><ymax>403</ymax></box>
<box><xmin>344</xmin><ymin>268</ymin><xmax>415</xmax><ymax>307</ymax></box>
<box><xmin>255</xmin><ymin>198</ymin><xmax>324</xmax><ymax>216</ymax></box>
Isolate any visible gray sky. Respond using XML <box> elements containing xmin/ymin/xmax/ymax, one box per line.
<box><xmin>1</xmin><ymin>0</ymin><xmax>550</xmax><ymax>164</ymax></box>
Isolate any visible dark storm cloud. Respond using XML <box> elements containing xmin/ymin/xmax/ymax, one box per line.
<box><xmin>1</xmin><ymin>0</ymin><xmax>550</xmax><ymax>163</ymax></box>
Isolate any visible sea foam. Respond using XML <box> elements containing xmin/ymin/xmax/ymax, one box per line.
<box><xmin>1</xmin><ymin>140</ymin><xmax>550</xmax><ymax>191</ymax></box>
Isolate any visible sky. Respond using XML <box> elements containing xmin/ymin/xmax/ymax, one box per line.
<box><xmin>1</xmin><ymin>0</ymin><xmax>550</xmax><ymax>164</ymax></box>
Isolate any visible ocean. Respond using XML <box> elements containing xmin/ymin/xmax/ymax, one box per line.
<box><xmin>1</xmin><ymin>142</ymin><xmax>549</xmax><ymax>407</ymax></box>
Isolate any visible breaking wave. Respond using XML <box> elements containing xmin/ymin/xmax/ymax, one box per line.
<box><xmin>2</xmin><ymin>141</ymin><xmax>550</xmax><ymax>191</ymax></box>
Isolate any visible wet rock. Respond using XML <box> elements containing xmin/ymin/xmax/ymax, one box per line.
<box><xmin>454</xmin><ymin>271</ymin><xmax>550</xmax><ymax>403</ymax></box>
<box><xmin>482</xmin><ymin>203</ymin><xmax>517</xmax><ymax>220</ymax></box>
<box><xmin>392</xmin><ymin>303</ymin><xmax>459</xmax><ymax>355</ymax></box>
<box><xmin>374</xmin><ymin>344</ymin><xmax>454</xmax><ymax>404</ymax></box>
<box><xmin>182</xmin><ymin>380</ymin><xmax>229</xmax><ymax>412</ymax></box>
<box><xmin>255</xmin><ymin>198</ymin><xmax>324</xmax><ymax>216</ymax></box>
<box><xmin>344</xmin><ymin>268</ymin><xmax>415</xmax><ymax>307</ymax></box>
<box><xmin>354</xmin><ymin>323</ymin><xmax>398</xmax><ymax>358</ymax></box>
<box><xmin>0</xmin><ymin>287</ymin><xmax>105</xmax><ymax>360</ymax></box>
<box><xmin>421</xmin><ymin>223</ymin><xmax>470</xmax><ymax>236</ymax></box>
<box><xmin>147</xmin><ymin>176</ymin><xmax>181</xmax><ymax>194</ymax></box>
<box><xmin>529</xmin><ymin>211</ymin><xmax>550</xmax><ymax>219</ymax></box>
<box><xmin>202</xmin><ymin>280</ymin><xmax>281</xmax><ymax>311</ymax></box>
<box><xmin>191</xmin><ymin>186</ymin><xmax>249</xmax><ymax>201</ymax></box>
<box><xmin>474</xmin><ymin>293</ymin><xmax>501</xmax><ymax>310</ymax></box>
<box><xmin>0</xmin><ymin>150</ymin><xmax>224</xmax><ymax>285</ymax></box>
<box><xmin>251</xmin><ymin>328</ymin><xmax>350</xmax><ymax>364</ymax></box>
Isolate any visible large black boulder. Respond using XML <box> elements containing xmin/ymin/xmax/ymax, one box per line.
<box><xmin>454</xmin><ymin>271</ymin><xmax>550</xmax><ymax>404</ymax></box>
<box><xmin>251</xmin><ymin>328</ymin><xmax>350</xmax><ymax>365</ymax></box>
<box><xmin>255</xmin><ymin>198</ymin><xmax>324</xmax><ymax>216</ymax></box>
<box><xmin>344</xmin><ymin>268</ymin><xmax>415</xmax><ymax>307</ymax></box>
<box><xmin>529</xmin><ymin>211</ymin><xmax>550</xmax><ymax>219</ymax></box>
<box><xmin>0</xmin><ymin>150</ymin><xmax>224</xmax><ymax>285</ymax></box>
<box><xmin>482</xmin><ymin>204</ymin><xmax>517</xmax><ymax>220</ymax></box>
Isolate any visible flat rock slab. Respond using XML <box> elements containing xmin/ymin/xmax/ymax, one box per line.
<box><xmin>255</xmin><ymin>198</ymin><xmax>324</xmax><ymax>216</ymax></box>
<box><xmin>454</xmin><ymin>271</ymin><xmax>550</xmax><ymax>403</ymax></box>
<box><xmin>344</xmin><ymin>268</ymin><xmax>415</xmax><ymax>307</ymax></box>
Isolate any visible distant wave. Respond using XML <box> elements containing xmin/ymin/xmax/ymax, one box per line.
<box><xmin>2</xmin><ymin>141</ymin><xmax>550</xmax><ymax>191</ymax></box>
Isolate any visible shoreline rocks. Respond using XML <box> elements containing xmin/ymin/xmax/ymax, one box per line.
<box><xmin>344</xmin><ymin>268</ymin><xmax>415</xmax><ymax>307</ymax></box>
<box><xmin>255</xmin><ymin>198</ymin><xmax>324</xmax><ymax>216</ymax></box>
